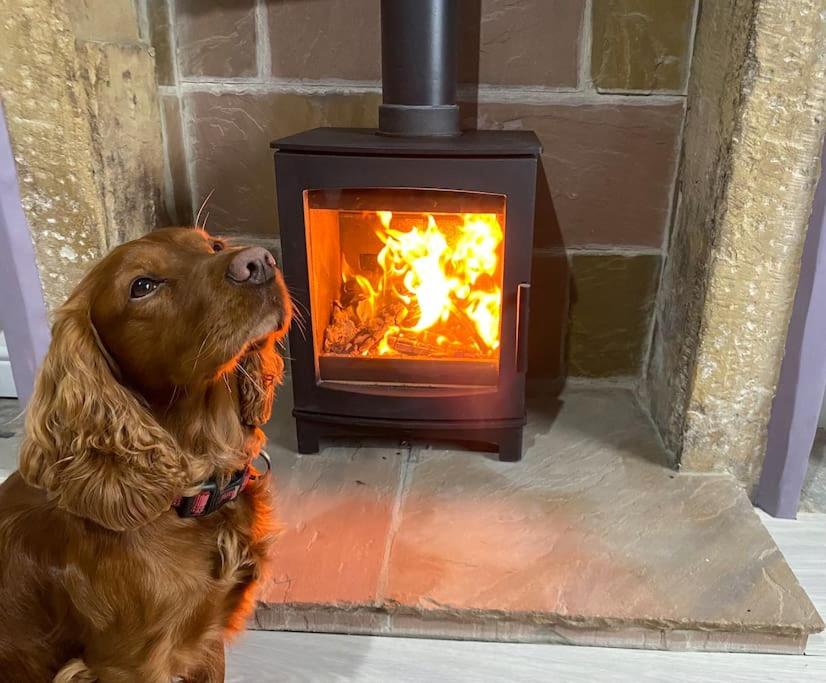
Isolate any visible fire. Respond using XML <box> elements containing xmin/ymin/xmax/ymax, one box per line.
<box><xmin>331</xmin><ymin>210</ymin><xmax>504</xmax><ymax>360</ymax></box>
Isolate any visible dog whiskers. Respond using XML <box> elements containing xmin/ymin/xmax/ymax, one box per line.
<box><xmin>288</xmin><ymin>291</ymin><xmax>311</xmax><ymax>320</ymax></box>
<box><xmin>194</xmin><ymin>189</ymin><xmax>215</xmax><ymax>229</ymax></box>
<box><xmin>190</xmin><ymin>335</ymin><xmax>211</xmax><ymax>376</ymax></box>
<box><xmin>290</xmin><ymin>314</ymin><xmax>307</xmax><ymax>340</ymax></box>
<box><xmin>285</xmin><ymin>290</ymin><xmax>309</xmax><ymax>341</ymax></box>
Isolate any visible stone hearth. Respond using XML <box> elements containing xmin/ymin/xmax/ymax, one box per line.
<box><xmin>256</xmin><ymin>386</ymin><xmax>823</xmax><ymax>654</ymax></box>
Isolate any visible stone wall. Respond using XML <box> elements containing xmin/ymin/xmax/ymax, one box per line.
<box><xmin>148</xmin><ymin>0</ymin><xmax>698</xmax><ymax>380</ymax></box>
<box><xmin>643</xmin><ymin>0</ymin><xmax>826</xmax><ymax>489</ymax></box>
<box><xmin>0</xmin><ymin>0</ymin><xmax>165</xmax><ymax>311</ymax></box>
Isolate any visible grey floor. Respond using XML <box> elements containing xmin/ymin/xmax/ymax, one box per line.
<box><xmin>0</xmin><ymin>397</ymin><xmax>21</xmax><ymax>474</ymax></box>
<box><xmin>802</xmin><ymin>430</ymin><xmax>826</xmax><ymax>512</ymax></box>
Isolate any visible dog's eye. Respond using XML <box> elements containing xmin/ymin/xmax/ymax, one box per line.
<box><xmin>211</xmin><ymin>241</ymin><xmax>224</xmax><ymax>253</ymax></box>
<box><xmin>130</xmin><ymin>277</ymin><xmax>160</xmax><ymax>300</ymax></box>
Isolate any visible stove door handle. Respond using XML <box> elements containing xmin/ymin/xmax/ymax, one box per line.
<box><xmin>516</xmin><ymin>283</ymin><xmax>531</xmax><ymax>373</ymax></box>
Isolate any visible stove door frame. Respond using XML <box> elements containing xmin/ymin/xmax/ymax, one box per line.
<box><xmin>274</xmin><ymin>150</ymin><xmax>538</xmax><ymax>455</ymax></box>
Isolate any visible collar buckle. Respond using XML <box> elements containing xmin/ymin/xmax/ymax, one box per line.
<box><xmin>172</xmin><ymin>465</ymin><xmax>253</xmax><ymax>519</ymax></box>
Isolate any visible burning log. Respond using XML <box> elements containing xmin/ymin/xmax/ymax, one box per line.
<box><xmin>347</xmin><ymin>300</ymin><xmax>406</xmax><ymax>354</ymax></box>
<box><xmin>449</xmin><ymin>302</ymin><xmax>489</xmax><ymax>354</ymax></box>
<box><xmin>324</xmin><ymin>293</ymin><xmax>406</xmax><ymax>355</ymax></box>
<box><xmin>386</xmin><ymin>332</ymin><xmax>483</xmax><ymax>359</ymax></box>
<box><xmin>348</xmin><ymin>326</ymin><xmax>385</xmax><ymax>355</ymax></box>
<box><xmin>389</xmin><ymin>331</ymin><xmax>463</xmax><ymax>357</ymax></box>
<box><xmin>324</xmin><ymin>294</ymin><xmax>491</xmax><ymax>359</ymax></box>
<box><xmin>323</xmin><ymin>272</ymin><xmax>496</xmax><ymax>360</ymax></box>
<box><xmin>340</xmin><ymin>279</ymin><xmax>367</xmax><ymax>308</ymax></box>
<box><xmin>387</xmin><ymin>333</ymin><xmax>443</xmax><ymax>357</ymax></box>
<box><xmin>323</xmin><ymin>303</ymin><xmax>359</xmax><ymax>353</ymax></box>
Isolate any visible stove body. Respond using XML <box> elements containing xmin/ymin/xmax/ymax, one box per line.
<box><xmin>272</xmin><ymin>0</ymin><xmax>540</xmax><ymax>460</ymax></box>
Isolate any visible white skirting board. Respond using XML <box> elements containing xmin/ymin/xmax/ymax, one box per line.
<box><xmin>0</xmin><ymin>332</ymin><xmax>17</xmax><ymax>398</ymax></box>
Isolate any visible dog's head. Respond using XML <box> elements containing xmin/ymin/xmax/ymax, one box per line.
<box><xmin>20</xmin><ymin>228</ymin><xmax>290</xmax><ymax>531</ymax></box>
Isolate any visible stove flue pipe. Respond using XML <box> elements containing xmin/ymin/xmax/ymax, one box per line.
<box><xmin>378</xmin><ymin>0</ymin><xmax>461</xmax><ymax>137</ymax></box>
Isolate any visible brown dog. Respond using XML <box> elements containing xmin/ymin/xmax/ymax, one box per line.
<box><xmin>0</xmin><ymin>228</ymin><xmax>290</xmax><ymax>681</ymax></box>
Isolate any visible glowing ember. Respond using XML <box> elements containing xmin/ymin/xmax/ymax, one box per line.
<box><xmin>323</xmin><ymin>211</ymin><xmax>504</xmax><ymax>360</ymax></box>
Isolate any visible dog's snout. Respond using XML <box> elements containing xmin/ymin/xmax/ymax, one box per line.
<box><xmin>227</xmin><ymin>247</ymin><xmax>276</xmax><ymax>285</ymax></box>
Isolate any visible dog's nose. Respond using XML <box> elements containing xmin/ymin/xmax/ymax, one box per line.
<box><xmin>227</xmin><ymin>247</ymin><xmax>276</xmax><ymax>285</ymax></box>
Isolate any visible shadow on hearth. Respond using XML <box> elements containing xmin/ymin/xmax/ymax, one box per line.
<box><xmin>526</xmin><ymin>162</ymin><xmax>570</xmax><ymax>394</ymax></box>
<box><xmin>458</xmin><ymin>0</ymin><xmax>570</xmax><ymax>433</ymax></box>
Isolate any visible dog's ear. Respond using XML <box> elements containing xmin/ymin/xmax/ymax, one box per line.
<box><xmin>237</xmin><ymin>334</ymin><xmax>284</xmax><ymax>426</ymax></box>
<box><xmin>19</xmin><ymin>302</ymin><xmax>189</xmax><ymax>531</ymax></box>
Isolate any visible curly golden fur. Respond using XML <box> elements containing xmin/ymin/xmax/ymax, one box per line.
<box><xmin>0</xmin><ymin>228</ymin><xmax>290</xmax><ymax>682</ymax></box>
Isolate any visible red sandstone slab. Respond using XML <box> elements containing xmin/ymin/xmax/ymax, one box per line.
<box><xmin>185</xmin><ymin>91</ymin><xmax>379</xmax><ymax>234</ymax></box>
<box><xmin>174</xmin><ymin>0</ymin><xmax>257</xmax><ymax>78</ymax></box>
<box><xmin>474</xmin><ymin>101</ymin><xmax>685</xmax><ymax>248</ymax></box>
<box><xmin>467</xmin><ymin>0</ymin><xmax>583</xmax><ymax>88</ymax></box>
<box><xmin>267</xmin><ymin>0</ymin><xmax>381</xmax><ymax>81</ymax></box>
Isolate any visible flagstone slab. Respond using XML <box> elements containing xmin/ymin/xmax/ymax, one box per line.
<box><xmin>255</xmin><ymin>388</ymin><xmax>823</xmax><ymax>653</ymax></box>
<box><xmin>260</xmin><ymin>388</ymin><xmax>404</xmax><ymax>607</ymax></box>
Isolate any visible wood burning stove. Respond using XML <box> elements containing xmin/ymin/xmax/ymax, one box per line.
<box><xmin>272</xmin><ymin>0</ymin><xmax>540</xmax><ymax>461</ymax></box>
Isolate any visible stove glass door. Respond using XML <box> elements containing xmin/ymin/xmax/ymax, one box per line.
<box><xmin>303</xmin><ymin>188</ymin><xmax>506</xmax><ymax>388</ymax></box>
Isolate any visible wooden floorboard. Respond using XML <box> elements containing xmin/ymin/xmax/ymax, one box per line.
<box><xmin>226</xmin><ymin>511</ymin><xmax>826</xmax><ymax>682</ymax></box>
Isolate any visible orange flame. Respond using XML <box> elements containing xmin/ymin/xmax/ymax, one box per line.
<box><xmin>342</xmin><ymin>211</ymin><xmax>504</xmax><ymax>358</ymax></box>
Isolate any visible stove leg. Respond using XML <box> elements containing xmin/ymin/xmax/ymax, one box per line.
<box><xmin>295</xmin><ymin>419</ymin><xmax>320</xmax><ymax>454</ymax></box>
<box><xmin>497</xmin><ymin>428</ymin><xmax>523</xmax><ymax>462</ymax></box>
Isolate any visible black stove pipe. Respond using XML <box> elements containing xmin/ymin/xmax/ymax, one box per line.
<box><xmin>378</xmin><ymin>0</ymin><xmax>461</xmax><ymax>137</ymax></box>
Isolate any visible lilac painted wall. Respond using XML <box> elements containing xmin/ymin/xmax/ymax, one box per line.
<box><xmin>0</xmin><ymin>102</ymin><xmax>50</xmax><ymax>406</ymax></box>
<box><xmin>757</xmin><ymin>141</ymin><xmax>826</xmax><ymax>518</ymax></box>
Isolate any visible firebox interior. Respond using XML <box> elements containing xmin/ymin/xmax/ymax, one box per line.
<box><xmin>304</xmin><ymin>188</ymin><xmax>506</xmax><ymax>388</ymax></box>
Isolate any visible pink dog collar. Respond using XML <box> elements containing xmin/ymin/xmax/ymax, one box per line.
<box><xmin>172</xmin><ymin>451</ymin><xmax>270</xmax><ymax>518</ymax></box>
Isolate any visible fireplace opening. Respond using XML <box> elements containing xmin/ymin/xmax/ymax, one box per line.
<box><xmin>304</xmin><ymin>189</ymin><xmax>506</xmax><ymax>388</ymax></box>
